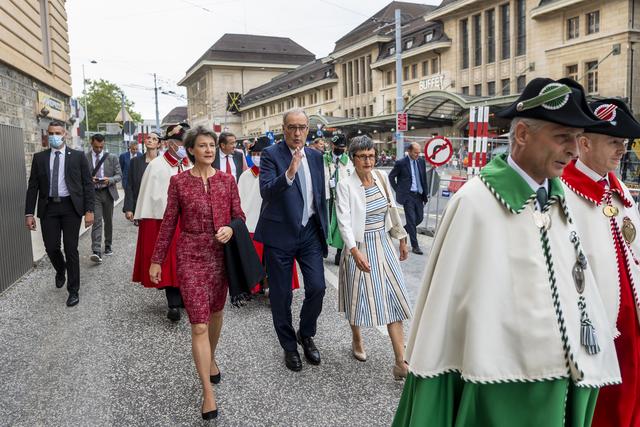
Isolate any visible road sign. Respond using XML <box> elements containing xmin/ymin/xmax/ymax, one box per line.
<box><xmin>396</xmin><ymin>113</ymin><xmax>408</xmax><ymax>132</ymax></box>
<box><xmin>424</xmin><ymin>136</ymin><xmax>453</xmax><ymax>167</ymax></box>
<box><xmin>266</xmin><ymin>131</ymin><xmax>275</xmax><ymax>143</ymax></box>
<box><xmin>442</xmin><ymin>189</ymin><xmax>451</xmax><ymax>198</ymax></box>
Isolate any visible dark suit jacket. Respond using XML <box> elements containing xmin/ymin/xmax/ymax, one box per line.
<box><xmin>25</xmin><ymin>146</ymin><xmax>95</xmax><ymax>218</ymax></box>
<box><xmin>224</xmin><ymin>218</ymin><xmax>266</xmax><ymax>306</ymax></box>
<box><xmin>254</xmin><ymin>142</ymin><xmax>328</xmax><ymax>257</ymax></box>
<box><xmin>388</xmin><ymin>156</ymin><xmax>431</xmax><ymax>204</ymax></box>
<box><xmin>123</xmin><ymin>154</ymin><xmax>148</xmax><ymax>213</ymax></box>
<box><xmin>213</xmin><ymin>148</ymin><xmax>244</xmax><ymax>181</ymax></box>
<box><xmin>119</xmin><ymin>151</ymin><xmax>142</xmax><ymax>189</ymax></box>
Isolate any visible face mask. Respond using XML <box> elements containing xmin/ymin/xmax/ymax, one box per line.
<box><xmin>175</xmin><ymin>146</ymin><xmax>187</xmax><ymax>159</ymax></box>
<box><xmin>333</xmin><ymin>148</ymin><xmax>345</xmax><ymax>156</ymax></box>
<box><xmin>251</xmin><ymin>155</ymin><xmax>261</xmax><ymax>167</ymax></box>
<box><xmin>48</xmin><ymin>135</ymin><xmax>64</xmax><ymax>149</ymax></box>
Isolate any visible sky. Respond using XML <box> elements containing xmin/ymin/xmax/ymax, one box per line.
<box><xmin>66</xmin><ymin>0</ymin><xmax>439</xmax><ymax>122</ymax></box>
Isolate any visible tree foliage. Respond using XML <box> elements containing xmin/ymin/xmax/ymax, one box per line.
<box><xmin>78</xmin><ymin>79</ymin><xmax>143</xmax><ymax>131</ymax></box>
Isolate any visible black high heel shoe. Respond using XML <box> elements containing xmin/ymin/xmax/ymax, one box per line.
<box><xmin>210</xmin><ymin>361</ymin><xmax>221</xmax><ymax>384</ymax></box>
<box><xmin>202</xmin><ymin>409</ymin><xmax>218</xmax><ymax>420</ymax></box>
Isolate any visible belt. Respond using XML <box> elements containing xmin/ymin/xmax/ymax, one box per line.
<box><xmin>48</xmin><ymin>196</ymin><xmax>71</xmax><ymax>203</ymax></box>
<box><xmin>95</xmin><ymin>187</ymin><xmax>109</xmax><ymax>191</ymax></box>
<box><xmin>410</xmin><ymin>191</ymin><xmax>423</xmax><ymax>196</ymax></box>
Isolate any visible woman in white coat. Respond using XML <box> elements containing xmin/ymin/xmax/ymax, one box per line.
<box><xmin>336</xmin><ymin>135</ymin><xmax>412</xmax><ymax>380</ymax></box>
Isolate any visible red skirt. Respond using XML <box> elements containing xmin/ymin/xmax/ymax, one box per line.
<box><xmin>250</xmin><ymin>233</ymin><xmax>299</xmax><ymax>293</ymax></box>
<box><xmin>132</xmin><ymin>219</ymin><xmax>180</xmax><ymax>288</ymax></box>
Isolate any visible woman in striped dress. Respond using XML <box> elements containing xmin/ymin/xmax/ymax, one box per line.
<box><xmin>335</xmin><ymin>135</ymin><xmax>412</xmax><ymax>380</ymax></box>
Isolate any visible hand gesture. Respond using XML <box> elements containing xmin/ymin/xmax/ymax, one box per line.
<box><xmin>286</xmin><ymin>147</ymin><xmax>303</xmax><ymax>180</ymax></box>
<box><xmin>350</xmin><ymin>247</ymin><xmax>371</xmax><ymax>273</ymax></box>
<box><xmin>215</xmin><ymin>226</ymin><xmax>233</xmax><ymax>244</ymax></box>
<box><xmin>149</xmin><ymin>263</ymin><xmax>162</xmax><ymax>284</ymax></box>
<box><xmin>25</xmin><ymin>216</ymin><xmax>36</xmax><ymax>231</ymax></box>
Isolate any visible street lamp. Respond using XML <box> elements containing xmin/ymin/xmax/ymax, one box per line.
<box><xmin>82</xmin><ymin>60</ymin><xmax>97</xmax><ymax>133</ymax></box>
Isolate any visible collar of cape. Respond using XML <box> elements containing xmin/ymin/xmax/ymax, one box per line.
<box><xmin>561</xmin><ymin>159</ymin><xmax>632</xmax><ymax>208</ymax></box>
<box><xmin>323</xmin><ymin>151</ymin><xmax>349</xmax><ymax>166</ymax></box>
<box><xmin>479</xmin><ymin>153</ymin><xmax>565</xmax><ymax>214</ymax></box>
<box><xmin>250</xmin><ymin>165</ymin><xmax>260</xmax><ymax>176</ymax></box>
<box><xmin>162</xmin><ymin>150</ymin><xmax>190</xmax><ymax>168</ymax></box>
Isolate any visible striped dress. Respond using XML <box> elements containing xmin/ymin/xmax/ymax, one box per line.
<box><xmin>338</xmin><ymin>185</ymin><xmax>412</xmax><ymax>326</ymax></box>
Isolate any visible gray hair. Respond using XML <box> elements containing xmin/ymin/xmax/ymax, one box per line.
<box><xmin>282</xmin><ymin>108</ymin><xmax>309</xmax><ymax>125</ymax></box>
<box><xmin>348</xmin><ymin>135</ymin><xmax>376</xmax><ymax>159</ymax></box>
<box><xmin>508</xmin><ymin>117</ymin><xmax>547</xmax><ymax>142</ymax></box>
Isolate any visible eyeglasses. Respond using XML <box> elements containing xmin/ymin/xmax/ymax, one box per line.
<box><xmin>285</xmin><ymin>125</ymin><xmax>308</xmax><ymax>132</ymax></box>
<box><xmin>353</xmin><ymin>154</ymin><xmax>376</xmax><ymax>161</ymax></box>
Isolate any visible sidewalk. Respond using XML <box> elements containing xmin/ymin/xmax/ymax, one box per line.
<box><xmin>0</xmin><ymin>209</ymin><xmax>418</xmax><ymax>426</ymax></box>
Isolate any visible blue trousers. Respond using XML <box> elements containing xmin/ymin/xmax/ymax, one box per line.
<box><xmin>264</xmin><ymin>217</ymin><xmax>326</xmax><ymax>351</ymax></box>
<box><xmin>403</xmin><ymin>193</ymin><xmax>425</xmax><ymax>249</ymax></box>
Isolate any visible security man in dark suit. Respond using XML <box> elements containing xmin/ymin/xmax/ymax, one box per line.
<box><xmin>389</xmin><ymin>142</ymin><xmax>434</xmax><ymax>255</ymax></box>
<box><xmin>255</xmin><ymin>109</ymin><xmax>328</xmax><ymax>372</ymax></box>
<box><xmin>25</xmin><ymin>120</ymin><xmax>95</xmax><ymax>307</ymax></box>
<box><xmin>213</xmin><ymin>131</ymin><xmax>246</xmax><ymax>181</ymax></box>
<box><xmin>119</xmin><ymin>140</ymin><xmax>142</xmax><ymax>189</ymax></box>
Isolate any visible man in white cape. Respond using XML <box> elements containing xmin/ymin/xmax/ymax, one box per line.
<box><xmin>393</xmin><ymin>78</ymin><xmax>621</xmax><ymax>426</ymax></box>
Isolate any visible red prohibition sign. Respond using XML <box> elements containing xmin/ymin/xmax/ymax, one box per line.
<box><xmin>424</xmin><ymin>136</ymin><xmax>453</xmax><ymax>167</ymax></box>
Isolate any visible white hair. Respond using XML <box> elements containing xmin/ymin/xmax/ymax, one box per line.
<box><xmin>282</xmin><ymin>108</ymin><xmax>309</xmax><ymax>125</ymax></box>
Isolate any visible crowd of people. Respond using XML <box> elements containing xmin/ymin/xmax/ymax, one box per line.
<box><xmin>22</xmin><ymin>76</ymin><xmax>640</xmax><ymax>425</ymax></box>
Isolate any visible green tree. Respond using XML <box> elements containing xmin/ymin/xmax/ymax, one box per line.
<box><xmin>78</xmin><ymin>79</ymin><xmax>143</xmax><ymax>131</ymax></box>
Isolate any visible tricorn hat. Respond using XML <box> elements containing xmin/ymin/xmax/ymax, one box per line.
<box><xmin>164</xmin><ymin>122</ymin><xmax>190</xmax><ymax>141</ymax></box>
<box><xmin>585</xmin><ymin>99</ymin><xmax>640</xmax><ymax>139</ymax></box>
<box><xmin>331</xmin><ymin>133</ymin><xmax>348</xmax><ymax>148</ymax></box>
<box><xmin>496</xmin><ymin>77</ymin><xmax>607</xmax><ymax>129</ymax></box>
<box><xmin>251</xmin><ymin>136</ymin><xmax>271</xmax><ymax>153</ymax></box>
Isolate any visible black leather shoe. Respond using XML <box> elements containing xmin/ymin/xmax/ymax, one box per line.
<box><xmin>167</xmin><ymin>308</ymin><xmax>181</xmax><ymax>322</ymax></box>
<box><xmin>210</xmin><ymin>361</ymin><xmax>221</xmax><ymax>384</ymax></box>
<box><xmin>201</xmin><ymin>406</ymin><xmax>218</xmax><ymax>420</ymax></box>
<box><xmin>55</xmin><ymin>273</ymin><xmax>65</xmax><ymax>289</ymax></box>
<box><xmin>296</xmin><ymin>331</ymin><xmax>321</xmax><ymax>365</ymax></box>
<box><xmin>66</xmin><ymin>294</ymin><xmax>79</xmax><ymax>307</ymax></box>
<box><xmin>412</xmin><ymin>247</ymin><xmax>424</xmax><ymax>255</ymax></box>
<box><xmin>284</xmin><ymin>350</ymin><xmax>302</xmax><ymax>372</ymax></box>
<box><xmin>334</xmin><ymin>253</ymin><xmax>340</xmax><ymax>266</ymax></box>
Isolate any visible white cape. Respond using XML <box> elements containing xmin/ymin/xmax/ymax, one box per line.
<box><xmin>134</xmin><ymin>155</ymin><xmax>191</xmax><ymax>220</ymax></box>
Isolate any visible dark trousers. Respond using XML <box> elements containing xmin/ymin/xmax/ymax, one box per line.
<box><xmin>264</xmin><ymin>217</ymin><xmax>326</xmax><ymax>352</ymax></box>
<box><xmin>92</xmin><ymin>188</ymin><xmax>114</xmax><ymax>252</ymax></box>
<box><xmin>40</xmin><ymin>198</ymin><xmax>82</xmax><ymax>296</ymax></box>
<box><xmin>163</xmin><ymin>287</ymin><xmax>183</xmax><ymax>309</ymax></box>
<box><xmin>403</xmin><ymin>193</ymin><xmax>425</xmax><ymax>249</ymax></box>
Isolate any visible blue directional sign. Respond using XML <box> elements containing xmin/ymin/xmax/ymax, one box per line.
<box><xmin>266</xmin><ymin>131</ymin><xmax>275</xmax><ymax>143</ymax></box>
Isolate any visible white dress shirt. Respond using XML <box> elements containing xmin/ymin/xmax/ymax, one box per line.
<box><xmin>93</xmin><ymin>151</ymin><xmax>105</xmax><ymax>179</ymax></box>
<box><xmin>507</xmin><ymin>155</ymin><xmax>548</xmax><ymax>210</ymax></box>
<box><xmin>286</xmin><ymin>147</ymin><xmax>315</xmax><ymax>219</ymax></box>
<box><xmin>575</xmin><ymin>159</ymin><xmax>609</xmax><ymax>187</ymax></box>
<box><xmin>221</xmin><ymin>153</ymin><xmax>237</xmax><ymax>181</ymax></box>
<box><xmin>49</xmin><ymin>147</ymin><xmax>69</xmax><ymax>197</ymax></box>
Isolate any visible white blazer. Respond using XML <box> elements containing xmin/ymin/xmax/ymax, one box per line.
<box><xmin>336</xmin><ymin>169</ymin><xmax>400</xmax><ymax>250</ymax></box>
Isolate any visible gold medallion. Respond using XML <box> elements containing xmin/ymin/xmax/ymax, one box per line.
<box><xmin>603</xmin><ymin>205</ymin><xmax>619</xmax><ymax>217</ymax></box>
<box><xmin>533</xmin><ymin>211</ymin><xmax>552</xmax><ymax>230</ymax></box>
<box><xmin>622</xmin><ymin>217</ymin><xmax>636</xmax><ymax>244</ymax></box>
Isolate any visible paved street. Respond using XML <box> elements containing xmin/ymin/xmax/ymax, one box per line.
<box><xmin>0</xmin><ymin>210</ymin><xmax>433</xmax><ymax>426</ymax></box>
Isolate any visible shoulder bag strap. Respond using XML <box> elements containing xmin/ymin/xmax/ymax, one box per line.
<box><xmin>374</xmin><ymin>170</ymin><xmax>392</xmax><ymax>205</ymax></box>
<box><xmin>92</xmin><ymin>153</ymin><xmax>108</xmax><ymax>177</ymax></box>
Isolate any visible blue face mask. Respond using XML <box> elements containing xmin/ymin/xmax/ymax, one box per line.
<box><xmin>175</xmin><ymin>146</ymin><xmax>187</xmax><ymax>160</ymax></box>
<box><xmin>48</xmin><ymin>135</ymin><xmax>64</xmax><ymax>149</ymax></box>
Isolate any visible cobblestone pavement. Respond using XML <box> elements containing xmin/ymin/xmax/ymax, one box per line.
<box><xmin>0</xmin><ymin>211</ymin><xmax>433</xmax><ymax>426</ymax></box>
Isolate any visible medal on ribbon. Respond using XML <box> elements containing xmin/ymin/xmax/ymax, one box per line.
<box><xmin>622</xmin><ymin>217</ymin><xmax>636</xmax><ymax>244</ymax></box>
<box><xmin>603</xmin><ymin>205</ymin><xmax>619</xmax><ymax>217</ymax></box>
<box><xmin>533</xmin><ymin>211</ymin><xmax>552</xmax><ymax>230</ymax></box>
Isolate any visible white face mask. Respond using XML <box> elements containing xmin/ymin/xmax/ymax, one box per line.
<box><xmin>175</xmin><ymin>146</ymin><xmax>187</xmax><ymax>159</ymax></box>
<box><xmin>251</xmin><ymin>155</ymin><xmax>261</xmax><ymax>167</ymax></box>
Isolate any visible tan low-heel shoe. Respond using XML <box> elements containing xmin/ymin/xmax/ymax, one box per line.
<box><xmin>351</xmin><ymin>341</ymin><xmax>367</xmax><ymax>362</ymax></box>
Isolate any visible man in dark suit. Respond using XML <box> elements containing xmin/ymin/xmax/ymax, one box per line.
<box><xmin>213</xmin><ymin>131</ymin><xmax>246</xmax><ymax>181</ymax></box>
<box><xmin>25</xmin><ymin>120</ymin><xmax>95</xmax><ymax>307</ymax></box>
<box><xmin>255</xmin><ymin>109</ymin><xmax>328</xmax><ymax>372</ymax></box>
<box><xmin>389</xmin><ymin>142</ymin><xmax>436</xmax><ymax>255</ymax></box>
<box><xmin>118</xmin><ymin>141</ymin><xmax>141</xmax><ymax>190</ymax></box>
<box><xmin>87</xmin><ymin>134</ymin><xmax>122</xmax><ymax>262</ymax></box>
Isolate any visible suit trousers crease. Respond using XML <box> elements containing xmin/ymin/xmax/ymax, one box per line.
<box><xmin>403</xmin><ymin>194</ymin><xmax>424</xmax><ymax>249</ymax></box>
<box><xmin>40</xmin><ymin>199</ymin><xmax>82</xmax><ymax>295</ymax></box>
<box><xmin>92</xmin><ymin>189</ymin><xmax>114</xmax><ymax>252</ymax></box>
<box><xmin>265</xmin><ymin>217</ymin><xmax>326</xmax><ymax>352</ymax></box>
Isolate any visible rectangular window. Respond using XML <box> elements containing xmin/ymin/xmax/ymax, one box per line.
<box><xmin>487</xmin><ymin>81</ymin><xmax>496</xmax><ymax>96</ymax></box>
<box><xmin>386</xmin><ymin>71</ymin><xmax>393</xmax><ymax>86</ymax></box>
<box><xmin>347</xmin><ymin>62</ymin><xmax>353</xmax><ymax>97</ymax></box>
<box><xmin>486</xmin><ymin>9</ymin><xmax>496</xmax><ymax>63</ymax></box>
<box><xmin>386</xmin><ymin>100</ymin><xmax>393</xmax><ymax>114</ymax></box>
<box><xmin>411</xmin><ymin>64</ymin><xmax>418</xmax><ymax>80</ymax></box>
<box><xmin>474</xmin><ymin>84</ymin><xmax>482</xmax><ymax>96</ymax></box>
<box><xmin>350</xmin><ymin>108</ymin><xmax>354</xmax><ymax>117</ymax></box>
<box><xmin>461</xmin><ymin>18</ymin><xmax>470</xmax><ymax>69</ymax></box>
<box><xmin>517</xmin><ymin>75</ymin><xmax>526</xmax><ymax>92</ymax></box>
<box><xmin>567</xmin><ymin>17</ymin><xmax>579</xmax><ymax>40</ymax></box>
<box><xmin>354</xmin><ymin>59</ymin><xmax>360</xmax><ymax>95</ymax></box>
<box><xmin>39</xmin><ymin>0</ymin><xmax>51</xmax><ymax>67</ymax></box>
<box><xmin>405</xmin><ymin>39</ymin><xmax>414</xmax><ymax>49</ymax></box>
<box><xmin>431</xmin><ymin>57</ymin><xmax>439</xmax><ymax>74</ymax></box>
<box><xmin>586</xmin><ymin>61</ymin><xmax>598</xmax><ymax>93</ymax></box>
<box><xmin>342</xmin><ymin>64</ymin><xmax>347</xmax><ymax>97</ymax></box>
<box><xmin>425</xmin><ymin>31</ymin><xmax>433</xmax><ymax>43</ymax></box>
<box><xmin>422</xmin><ymin>61</ymin><xmax>429</xmax><ymax>76</ymax></box>
<box><xmin>366</xmin><ymin>55</ymin><xmax>373</xmax><ymax>91</ymax></box>
<box><xmin>389</xmin><ymin>47</ymin><xmax>395</xmax><ymax>55</ymax></box>
<box><xmin>361</xmin><ymin>56</ymin><xmax>367</xmax><ymax>93</ymax></box>
<box><xmin>501</xmin><ymin>78</ymin><xmax>511</xmax><ymax>95</ymax></box>
<box><xmin>356</xmin><ymin>107</ymin><xmax>360</xmax><ymax>118</ymax></box>
<box><xmin>369</xmin><ymin>105</ymin><xmax>374</xmax><ymax>116</ymax></box>
<box><xmin>403</xmin><ymin>66</ymin><xmax>410</xmax><ymax>81</ymax></box>
<box><xmin>587</xmin><ymin>11</ymin><xmax>600</xmax><ymax>34</ymax></box>
<box><xmin>516</xmin><ymin>0</ymin><xmax>526</xmax><ymax>56</ymax></box>
<box><xmin>462</xmin><ymin>86</ymin><xmax>469</xmax><ymax>95</ymax></box>
<box><xmin>565</xmin><ymin>64</ymin><xmax>578</xmax><ymax>80</ymax></box>
<box><xmin>473</xmin><ymin>14</ymin><xmax>482</xmax><ymax>66</ymax></box>
<box><xmin>501</xmin><ymin>4</ymin><xmax>511</xmax><ymax>60</ymax></box>
<box><xmin>262</xmin><ymin>106</ymin><xmax>267</xmax><ymax>116</ymax></box>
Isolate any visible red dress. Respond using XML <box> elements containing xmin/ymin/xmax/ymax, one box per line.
<box><xmin>151</xmin><ymin>171</ymin><xmax>245</xmax><ymax>324</ymax></box>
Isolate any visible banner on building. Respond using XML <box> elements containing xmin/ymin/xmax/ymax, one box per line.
<box><xmin>226</xmin><ymin>92</ymin><xmax>242</xmax><ymax>114</ymax></box>
<box><xmin>38</xmin><ymin>91</ymin><xmax>67</xmax><ymax>121</ymax></box>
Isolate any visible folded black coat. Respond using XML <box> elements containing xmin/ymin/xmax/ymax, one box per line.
<box><xmin>224</xmin><ymin>218</ymin><xmax>266</xmax><ymax>306</ymax></box>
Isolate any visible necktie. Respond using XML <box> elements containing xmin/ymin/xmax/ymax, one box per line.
<box><xmin>95</xmin><ymin>154</ymin><xmax>102</xmax><ymax>178</ymax></box>
<box><xmin>414</xmin><ymin>160</ymin><xmax>423</xmax><ymax>194</ymax></box>
<box><xmin>51</xmin><ymin>151</ymin><xmax>60</xmax><ymax>198</ymax></box>
<box><xmin>298</xmin><ymin>158</ymin><xmax>309</xmax><ymax>227</ymax></box>
<box><xmin>536</xmin><ymin>186</ymin><xmax>548</xmax><ymax>211</ymax></box>
<box><xmin>226</xmin><ymin>155</ymin><xmax>232</xmax><ymax>175</ymax></box>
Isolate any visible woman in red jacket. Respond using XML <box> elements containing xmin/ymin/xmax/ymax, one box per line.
<box><xmin>150</xmin><ymin>126</ymin><xmax>245</xmax><ymax>420</ymax></box>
